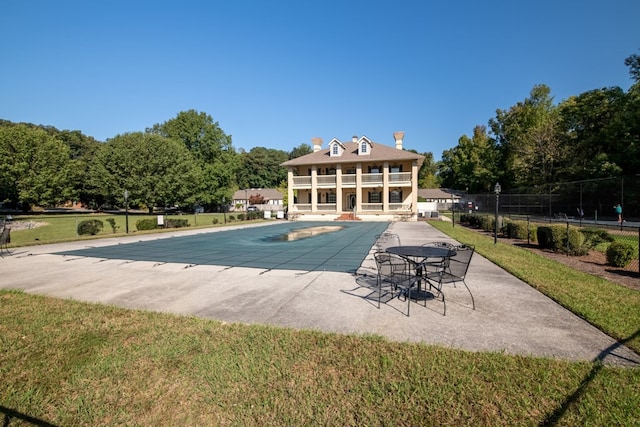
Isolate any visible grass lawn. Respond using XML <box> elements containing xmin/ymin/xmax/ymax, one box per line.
<box><xmin>1</xmin><ymin>215</ymin><xmax>639</xmax><ymax>425</ymax></box>
<box><xmin>1</xmin><ymin>291</ymin><xmax>639</xmax><ymax>426</ymax></box>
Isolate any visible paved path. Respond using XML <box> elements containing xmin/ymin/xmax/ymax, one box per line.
<box><xmin>2</xmin><ymin>220</ymin><xmax>638</xmax><ymax>367</ymax></box>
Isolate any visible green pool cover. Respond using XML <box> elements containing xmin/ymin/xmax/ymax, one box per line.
<box><xmin>55</xmin><ymin>221</ymin><xmax>390</xmax><ymax>273</ymax></box>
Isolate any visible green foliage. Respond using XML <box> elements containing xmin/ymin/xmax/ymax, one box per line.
<box><xmin>77</xmin><ymin>219</ymin><xmax>104</xmax><ymax>236</ymax></box>
<box><xmin>0</xmin><ymin>123</ymin><xmax>75</xmax><ymax>209</ymax></box>
<box><xmin>237</xmin><ymin>213</ymin><xmax>245</xmax><ymax>221</ymax></box>
<box><xmin>580</xmin><ymin>228</ymin><xmax>614</xmax><ymax>250</ymax></box>
<box><xmin>228</xmin><ymin>215</ymin><xmax>236</xmax><ymax>222</ymax></box>
<box><xmin>88</xmin><ymin>132</ymin><xmax>203</xmax><ymax>213</ymax></box>
<box><xmin>136</xmin><ymin>218</ymin><xmax>157</xmax><ymax>231</ymax></box>
<box><xmin>236</xmin><ymin>146</ymin><xmax>288</xmax><ymax>189</ymax></box>
<box><xmin>212</xmin><ymin>218</ymin><xmax>219</xmax><ymax>224</ymax></box>
<box><xmin>106</xmin><ymin>218</ymin><xmax>119</xmax><ymax>233</ymax></box>
<box><xmin>505</xmin><ymin>220</ymin><xmax>537</xmax><ymax>242</ymax></box>
<box><xmin>606</xmin><ymin>241</ymin><xmax>635</xmax><ymax>268</ymax></box>
<box><xmin>165</xmin><ymin>218</ymin><xmax>189</xmax><ymax>228</ymax></box>
<box><xmin>537</xmin><ymin>225</ymin><xmax>586</xmax><ymax>255</ymax></box>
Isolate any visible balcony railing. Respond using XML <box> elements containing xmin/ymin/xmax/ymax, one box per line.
<box><xmin>361</xmin><ymin>203</ymin><xmax>383</xmax><ymax>211</ymax></box>
<box><xmin>317</xmin><ymin>175</ymin><xmax>336</xmax><ymax>187</ymax></box>
<box><xmin>342</xmin><ymin>174</ymin><xmax>356</xmax><ymax>187</ymax></box>
<box><xmin>317</xmin><ymin>203</ymin><xmax>336</xmax><ymax>211</ymax></box>
<box><xmin>361</xmin><ymin>173</ymin><xmax>383</xmax><ymax>186</ymax></box>
<box><xmin>292</xmin><ymin>176</ymin><xmax>312</xmax><ymax>187</ymax></box>
<box><xmin>389</xmin><ymin>172</ymin><xmax>411</xmax><ymax>185</ymax></box>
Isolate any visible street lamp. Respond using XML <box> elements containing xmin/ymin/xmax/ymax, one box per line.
<box><xmin>494</xmin><ymin>183</ymin><xmax>501</xmax><ymax>244</ymax></box>
<box><xmin>124</xmin><ymin>190</ymin><xmax>129</xmax><ymax>234</ymax></box>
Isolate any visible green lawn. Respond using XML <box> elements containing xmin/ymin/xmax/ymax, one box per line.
<box><xmin>1</xmin><ymin>216</ymin><xmax>639</xmax><ymax>425</ymax></box>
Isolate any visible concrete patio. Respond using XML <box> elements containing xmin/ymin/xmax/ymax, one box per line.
<box><xmin>1</xmin><ymin>220</ymin><xmax>638</xmax><ymax>367</ymax></box>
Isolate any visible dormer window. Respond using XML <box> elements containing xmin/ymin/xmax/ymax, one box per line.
<box><xmin>360</xmin><ymin>141</ymin><xmax>367</xmax><ymax>153</ymax></box>
<box><xmin>332</xmin><ymin>144</ymin><xmax>339</xmax><ymax>156</ymax></box>
<box><xmin>357</xmin><ymin>136</ymin><xmax>372</xmax><ymax>155</ymax></box>
<box><xmin>329</xmin><ymin>138</ymin><xmax>345</xmax><ymax>157</ymax></box>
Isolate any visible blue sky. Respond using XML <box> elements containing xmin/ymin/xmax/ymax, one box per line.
<box><xmin>1</xmin><ymin>1</ymin><xmax>638</xmax><ymax>160</ymax></box>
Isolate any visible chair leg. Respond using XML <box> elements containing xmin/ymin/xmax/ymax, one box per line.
<box><xmin>462</xmin><ymin>280</ymin><xmax>475</xmax><ymax>310</ymax></box>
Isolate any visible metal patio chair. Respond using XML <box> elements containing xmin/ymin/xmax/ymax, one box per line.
<box><xmin>374</xmin><ymin>233</ymin><xmax>401</xmax><ymax>251</ymax></box>
<box><xmin>374</xmin><ymin>251</ymin><xmax>419</xmax><ymax>316</ymax></box>
<box><xmin>424</xmin><ymin>244</ymin><xmax>475</xmax><ymax>315</ymax></box>
<box><xmin>0</xmin><ymin>226</ymin><xmax>11</xmax><ymax>257</ymax></box>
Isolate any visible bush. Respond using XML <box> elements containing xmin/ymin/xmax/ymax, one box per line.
<box><xmin>505</xmin><ymin>220</ymin><xmax>529</xmax><ymax>240</ymax></box>
<box><xmin>106</xmin><ymin>218</ymin><xmax>119</xmax><ymax>233</ymax></box>
<box><xmin>237</xmin><ymin>213</ymin><xmax>246</xmax><ymax>221</ymax></box>
<box><xmin>606</xmin><ymin>241</ymin><xmax>635</xmax><ymax>268</ymax></box>
<box><xmin>77</xmin><ymin>219</ymin><xmax>104</xmax><ymax>236</ymax></box>
<box><xmin>537</xmin><ymin>225</ymin><xmax>586</xmax><ymax>255</ymax></box>
<box><xmin>212</xmin><ymin>218</ymin><xmax>219</xmax><ymax>224</ymax></box>
<box><xmin>228</xmin><ymin>215</ymin><xmax>236</xmax><ymax>222</ymax></box>
<box><xmin>581</xmin><ymin>228</ymin><xmax>614</xmax><ymax>250</ymax></box>
<box><xmin>136</xmin><ymin>218</ymin><xmax>157</xmax><ymax>231</ymax></box>
<box><xmin>165</xmin><ymin>219</ymin><xmax>189</xmax><ymax>228</ymax></box>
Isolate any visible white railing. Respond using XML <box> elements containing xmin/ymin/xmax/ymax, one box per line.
<box><xmin>342</xmin><ymin>174</ymin><xmax>356</xmax><ymax>186</ymax></box>
<box><xmin>389</xmin><ymin>203</ymin><xmax>411</xmax><ymax>211</ymax></box>
<box><xmin>361</xmin><ymin>203</ymin><xmax>383</xmax><ymax>211</ymax></box>
<box><xmin>292</xmin><ymin>176</ymin><xmax>312</xmax><ymax>187</ymax></box>
<box><xmin>294</xmin><ymin>204</ymin><xmax>312</xmax><ymax>211</ymax></box>
<box><xmin>317</xmin><ymin>203</ymin><xmax>336</xmax><ymax>211</ymax></box>
<box><xmin>361</xmin><ymin>173</ymin><xmax>383</xmax><ymax>185</ymax></box>
<box><xmin>389</xmin><ymin>172</ymin><xmax>412</xmax><ymax>184</ymax></box>
<box><xmin>316</xmin><ymin>175</ymin><xmax>336</xmax><ymax>187</ymax></box>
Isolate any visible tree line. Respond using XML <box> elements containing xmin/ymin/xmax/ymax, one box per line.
<box><xmin>0</xmin><ymin>110</ymin><xmax>435</xmax><ymax>213</ymax></box>
<box><xmin>438</xmin><ymin>52</ymin><xmax>640</xmax><ymax>194</ymax></box>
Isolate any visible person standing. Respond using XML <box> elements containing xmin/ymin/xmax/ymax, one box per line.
<box><xmin>614</xmin><ymin>203</ymin><xmax>622</xmax><ymax>223</ymax></box>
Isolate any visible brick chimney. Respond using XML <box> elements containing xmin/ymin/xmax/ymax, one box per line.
<box><xmin>393</xmin><ymin>131</ymin><xmax>404</xmax><ymax>150</ymax></box>
<box><xmin>311</xmin><ymin>137</ymin><xmax>323</xmax><ymax>152</ymax></box>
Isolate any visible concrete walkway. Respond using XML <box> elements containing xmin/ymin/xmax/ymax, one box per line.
<box><xmin>2</xmin><ymin>221</ymin><xmax>638</xmax><ymax>367</ymax></box>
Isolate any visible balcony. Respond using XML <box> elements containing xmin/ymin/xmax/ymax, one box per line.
<box><xmin>389</xmin><ymin>172</ymin><xmax>412</xmax><ymax>186</ymax></box>
<box><xmin>292</xmin><ymin>176</ymin><xmax>312</xmax><ymax>188</ymax></box>
<box><xmin>316</xmin><ymin>175</ymin><xmax>336</xmax><ymax>188</ymax></box>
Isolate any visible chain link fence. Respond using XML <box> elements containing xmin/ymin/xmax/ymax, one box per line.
<box><xmin>447</xmin><ymin>175</ymin><xmax>640</xmax><ymax>275</ymax></box>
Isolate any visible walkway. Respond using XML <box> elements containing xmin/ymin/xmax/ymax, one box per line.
<box><xmin>1</xmin><ymin>220</ymin><xmax>638</xmax><ymax>367</ymax></box>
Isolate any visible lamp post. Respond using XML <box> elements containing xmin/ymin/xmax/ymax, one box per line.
<box><xmin>494</xmin><ymin>183</ymin><xmax>501</xmax><ymax>245</ymax></box>
<box><xmin>124</xmin><ymin>190</ymin><xmax>129</xmax><ymax>234</ymax></box>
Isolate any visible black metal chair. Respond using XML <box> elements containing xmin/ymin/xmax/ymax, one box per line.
<box><xmin>0</xmin><ymin>226</ymin><xmax>11</xmax><ymax>257</ymax></box>
<box><xmin>374</xmin><ymin>233</ymin><xmax>401</xmax><ymax>251</ymax></box>
<box><xmin>424</xmin><ymin>244</ymin><xmax>475</xmax><ymax>315</ymax></box>
<box><xmin>373</xmin><ymin>251</ymin><xmax>418</xmax><ymax>316</ymax></box>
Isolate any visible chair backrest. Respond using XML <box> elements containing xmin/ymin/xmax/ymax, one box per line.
<box><xmin>374</xmin><ymin>251</ymin><xmax>408</xmax><ymax>279</ymax></box>
<box><xmin>0</xmin><ymin>227</ymin><xmax>9</xmax><ymax>245</ymax></box>
<box><xmin>447</xmin><ymin>244</ymin><xmax>474</xmax><ymax>279</ymax></box>
<box><xmin>374</xmin><ymin>233</ymin><xmax>401</xmax><ymax>251</ymax></box>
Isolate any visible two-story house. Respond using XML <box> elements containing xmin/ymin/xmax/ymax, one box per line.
<box><xmin>281</xmin><ymin>132</ymin><xmax>425</xmax><ymax>221</ymax></box>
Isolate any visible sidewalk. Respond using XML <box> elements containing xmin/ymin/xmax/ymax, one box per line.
<box><xmin>1</xmin><ymin>220</ymin><xmax>638</xmax><ymax>367</ymax></box>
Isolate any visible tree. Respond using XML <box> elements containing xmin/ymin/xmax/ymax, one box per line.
<box><xmin>147</xmin><ymin>110</ymin><xmax>238</xmax><ymax>208</ymax></box>
<box><xmin>624</xmin><ymin>52</ymin><xmax>640</xmax><ymax>83</ymax></box>
<box><xmin>438</xmin><ymin>125</ymin><xmax>499</xmax><ymax>193</ymax></box>
<box><xmin>88</xmin><ymin>132</ymin><xmax>202</xmax><ymax>213</ymax></box>
<box><xmin>489</xmin><ymin>84</ymin><xmax>563</xmax><ymax>189</ymax></box>
<box><xmin>237</xmin><ymin>147</ymin><xmax>288</xmax><ymax>189</ymax></box>
<box><xmin>0</xmin><ymin>124</ymin><xmax>75</xmax><ymax>210</ymax></box>
<box><xmin>289</xmin><ymin>143</ymin><xmax>313</xmax><ymax>159</ymax></box>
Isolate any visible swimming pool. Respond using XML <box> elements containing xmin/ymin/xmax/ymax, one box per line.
<box><xmin>55</xmin><ymin>221</ymin><xmax>390</xmax><ymax>273</ymax></box>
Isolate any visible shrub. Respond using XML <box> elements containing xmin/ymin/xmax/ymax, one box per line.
<box><xmin>237</xmin><ymin>214</ymin><xmax>245</xmax><ymax>221</ymax></box>
<box><xmin>136</xmin><ymin>218</ymin><xmax>157</xmax><ymax>231</ymax></box>
<box><xmin>77</xmin><ymin>219</ymin><xmax>104</xmax><ymax>236</ymax></box>
<box><xmin>537</xmin><ymin>225</ymin><xmax>586</xmax><ymax>255</ymax></box>
<box><xmin>228</xmin><ymin>215</ymin><xmax>236</xmax><ymax>222</ymax></box>
<box><xmin>606</xmin><ymin>241</ymin><xmax>635</xmax><ymax>268</ymax></box>
<box><xmin>581</xmin><ymin>228</ymin><xmax>614</xmax><ymax>250</ymax></box>
<box><xmin>505</xmin><ymin>220</ymin><xmax>528</xmax><ymax>240</ymax></box>
<box><xmin>106</xmin><ymin>218</ymin><xmax>119</xmax><ymax>233</ymax></box>
<box><xmin>165</xmin><ymin>219</ymin><xmax>189</xmax><ymax>228</ymax></box>
<box><xmin>212</xmin><ymin>218</ymin><xmax>219</xmax><ymax>224</ymax></box>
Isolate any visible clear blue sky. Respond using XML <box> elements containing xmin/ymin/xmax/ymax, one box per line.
<box><xmin>1</xmin><ymin>0</ymin><xmax>638</xmax><ymax>160</ymax></box>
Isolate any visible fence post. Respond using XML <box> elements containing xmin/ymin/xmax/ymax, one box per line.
<box><xmin>566</xmin><ymin>221</ymin><xmax>570</xmax><ymax>256</ymax></box>
<box><xmin>638</xmin><ymin>227</ymin><xmax>640</xmax><ymax>276</ymax></box>
<box><xmin>527</xmin><ymin>216</ymin><xmax>531</xmax><ymax>245</ymax></box>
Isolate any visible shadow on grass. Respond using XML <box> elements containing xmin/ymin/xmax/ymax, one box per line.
<box><xmin>539</xmin><ymin>327</ymin><xmax>640</xmax><ymax>426</ymax></box>
<box><xmin>1</xmin><ymin>405</ymin><xmax>58</xmax><ymax>427</ymax></box>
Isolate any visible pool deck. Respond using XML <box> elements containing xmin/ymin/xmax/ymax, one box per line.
<box><xmin>2</xmin><ymin>220</ymin><xmax>639</xmax><ymax>367</ymax></box>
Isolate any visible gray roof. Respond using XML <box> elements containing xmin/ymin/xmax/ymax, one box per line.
<box><xmin>418</xmin><ymin>188</ymin><xmax>461</xmax><ymax>200</ymax></box>
<box><xmin>232</xmin><ymin>188</ymin><xmax>283</xmax><ymax>201</ymax></box>
<box><xmin>281</xmin><ymin>141</ymin><xmax>424</xmax><ymax>167</ymax></box>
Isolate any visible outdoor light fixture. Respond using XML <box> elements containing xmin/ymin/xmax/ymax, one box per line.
<box><xmin>494</xmin><ymin>183</ymin><xmax>501</xmax><ymax>244</ymax></box>
<box><xmin>124</xmin><ymin>189</ymin><xmax>129</xmax><ymax>234</ymax></box>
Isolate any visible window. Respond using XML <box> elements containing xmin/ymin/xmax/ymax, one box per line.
<box><xmin>328</xmin><ymin>192</ymin><xmax>336</xmax><ymax>203</ymax></box>
<box><xmin>360</xmin><ymin>141</ymin><xmax>367</xmax><ymax>153</ymax></box>
<box><xmin>369</xmin><ymin>192</ymin><xmax>381</xmax><ymax>203</ymax></box>
<box><xmin>332</xmin><ymin>144</ymin><xmax>339</xmax><ymax>155</ymax></box>
<box><xmin>390</xmin><ymin>190</ymin><xmax>402</xmax><ymax>203</ymax></box>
